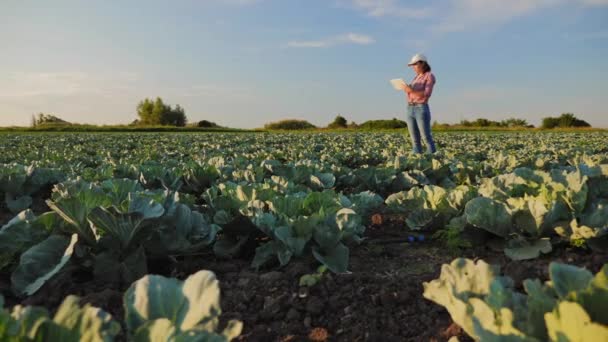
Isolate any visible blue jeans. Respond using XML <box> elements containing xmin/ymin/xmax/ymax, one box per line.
<box><xmin>404</xmin><ymin>104</ymin><xmax>436</xmax><ymax>154</ymax></box>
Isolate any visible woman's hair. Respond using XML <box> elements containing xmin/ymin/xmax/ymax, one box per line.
<box><xmin>420</xmin><ymin>61</ymin><xmax>431</xmax><ymax>73</ymax></box>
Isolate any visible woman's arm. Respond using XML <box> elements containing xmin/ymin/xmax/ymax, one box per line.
<box><xmin>404</xmin><ymin>85</ymin><xmax>423</xmax><ymax>97</ymax></box>
<box><xmin>404</xmin><ymin>74</ymin><xmax>435</xmax><ymax>101</ymax></box>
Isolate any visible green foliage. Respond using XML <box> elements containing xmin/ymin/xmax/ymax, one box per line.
<box><xmin>11</xmin><ymin>234</ymin><xmax>78</xmax><ymax>297</ymax></box>
<box><xmin>195</xmin><ymin>120</ymin><xmax>220</xmax><ymax>128</ymax></box>
<box><xmin>464</xmin><ymin>197</ymin><xmax>512</xmax><ymax>237</ymax></box>
<box><xmin>541</xmin><ymin>117</ymin><xmax>558</xmax><ymax>129</ymax></box>
<box><xmin>0</xmin><ymin>210</ymin><xmax>50</xmax><ymax>271</ymax></box>
<box><xmin>136</xmin><ymin>97</ymin><xmax>187</xmax><ymax>126</ymax></box>
<box><xmin>457</xmin><ymin>165</ymin><xmax>607</xmax><ymax>259</ymax></box>
<box><xmin>457</xmin><ymin>117</ymin><xmax>533</xmax><ymax>128</ymax></box>
<box><xmin>461</xmin><ymin>118</ymin><xmax>495</xmax><ymax>127</ymax></box>
<box><xmin>0</xmin><ymin>294</ymin><xmax>120</xmax><ymax>341</ymax></box>
<box><xmin>358</xmin><ymin>118</ymin><xmax>407</xmax><ymax>129</ymax></box>
<box><xmin>555</xmin><ymin>219</ymin><xmax>606</xmax><ymax>250</ymax></box>
<box><xmin>204</xmin><ymin>182</ymin><xmax>367</xmax><ymax>273</ymax></box>
<box><xmin>432</xmin><ymin>223</ymin><xmax>471</xmax><ymax>253</ymax></box>
<box><xmin>542</xmin><ymin>113</ymin><xmax>591</xmax><ymax>129</ymax></box>
<box><xmin>0</xmin><ymin>271</ymin><xmax>241</xmax><ymax>341</ymax></box>
<box><xmin>264</xmin><ymin>119</ymin><xmax>316</xmax><ymax>130</ymax></box>
<box><xmin>0</xmin><ymin>164</ymin><xmax>65</xmax><ymax>214</ymax></box>
<box><xmin>423</xmin><ymin>258</ymin><xmax>608</xmax><ymax>341</ymax></box>
<box><xmin>1</xmin><ymin>132</ymin><xmax>607</xmax><ymax>286</ymax></box>
<box><xmin>2</xmin><ymin>178</ymin><xmax>221</xmax><ymax>295</ymax></box>
<box><xmin>502</xmin><ymin>118</ymin><xmax>533</xmax><ymax>128</ymax></box>
<box><xmin>299</xmin><ymin>265</ymin><xmax>328</xmax><ymax>287</ymax></box>
<box><xmin>423</xmin><ymin>258</ymin><xmax>501</xmax><ymax>339</ymax></box>
<box><xmin>544</xmin><ymin>301</ymin><xmax>608</xmax><ymax>342</ymax></box>
<box><xmin>386</xmin><ymin>184</ymin><xmax>475</xmax><ymax>230</ymax></box>
<box><xmin>124</xmin><ymin>271</ymin><xmax>242</xmax><ymax>341</ymax></box>
<box><xmin>327</xmin><ymin>115</ymin><xmax>348</xmax><ymax>129</ymax></box>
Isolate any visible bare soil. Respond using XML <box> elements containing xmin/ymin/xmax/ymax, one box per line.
<box><xmin>1</xmin><ymin>213</ymin><xmax>605</xmax><ymax>342</ymax></box>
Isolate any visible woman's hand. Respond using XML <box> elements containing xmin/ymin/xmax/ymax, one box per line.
<box><xmin>403</xmin><ymin>84</ymin><xmax>412</xmax><ymax>94</ymax></box>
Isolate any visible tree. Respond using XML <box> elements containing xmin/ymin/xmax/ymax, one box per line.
<box><xmin>163</xmin><ymin>104</ymin><xmax>187</xmax><ymax>126</ymax></box>
<box><xmin>456</xmin><ymin>117</ymin><xmax>532</xmax><ymax>128</ymax></box>
<box><xmin>473</xmin><ymin>118</ymin><xmax>493</xmax><ymax>127</ymax></box>
<box><xmin>459</xmin><ymin>119</ymin><xmax>473</xmax><ymax>127</ymax></box>
<box><xmin>196</xmin><ymin>120</ymin><xmax>219</xmax><ymax>128</ymax></box>
<box><xmin>541</xmin><ymin>113</ymin><xmax>590</xmax><ymax>129</ymax></box>
<box><xmin>264</xmin><ymin>119</ymin><xmax>316</xmax><ymax>130</ymax></box>
<box><xmin>558</xmin><ymin>113</ymin><xmax>590</xmax><ymax>127</ymax></box>
<box><xmin>136</xmin><ymin>98</ymin><xmax>155</xmax><ymax>125</ymax></box>
<box><xmin>558</xmin><ymin>113</ymin><xmax>576</xmax><ymax>127</ymax></box>
<box><xmin>136</xmin><ymin>97</ymin><xmax>187</xmax><ymax>126</ymax></box>
<box><xmin>501</xmin><ymin>118</ymin><xmax>531</xmax><ymax>128</ymax></box>
<box><xmin>151</xmin><ymin>97</ymin><xmax>165</xmax><ymax>125</ymax></box>
<box><xmin>358</xmin><ymin>119</ymin><xmax>407</xmax><ymax>129</ymax></box>
<box><xmin>328</xmin><ymin>115</ymin><xmax>348</xmax><ymax>129</ymax></box>
<box><xmin>33</xmin><ymin>113</ymin><xmax>70</xmax><ymax>126</ymax></box>
<box><xmin>541</xmin><ymin>117</ymin><xmax>559</xmax><ymax>129</ymax></box>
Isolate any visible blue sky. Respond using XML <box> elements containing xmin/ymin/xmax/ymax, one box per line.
<box><xmin>1</xmin><ymin>0</ymin><xmax>607</xmax><ymax>128</ymax></box>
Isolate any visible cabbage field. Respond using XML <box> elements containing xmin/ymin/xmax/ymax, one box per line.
<box><xmin>0</xmin><ymin>131</ymin><xmax>607</xmax><ymax>341</ymax></box>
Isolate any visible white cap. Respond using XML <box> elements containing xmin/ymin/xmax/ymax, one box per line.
<box><xmin>408</xmin><ymin>53</ymin><xmax>427</xmax><ymax>66</ymax></box>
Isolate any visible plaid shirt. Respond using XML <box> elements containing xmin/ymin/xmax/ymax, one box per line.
<box><xmin>407</xmin><ymin>72</ymin><xmax>436</xmax><ymax>104</ymax></box>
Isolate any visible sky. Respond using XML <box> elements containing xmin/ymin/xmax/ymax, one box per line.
<box><xmin>1</xmin><ymin>0</ymin><xmax>607</xmax><ymax>128</ymax></box>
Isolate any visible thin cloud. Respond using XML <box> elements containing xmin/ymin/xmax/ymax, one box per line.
<box><xmin>0</xmin><ymin>72</ymin><xmax>93</xmax><ymax>97</ymax></box>
<box><xmin>181</xmin><ymin>84</ymin><xmax>257</xmax><ymax>100</ymax></box>
<box><xmin>435</xmin><ymin>0</ymin><xmax>608</xmax><ymax>33</ymax></box>
<box><xmin>579</xmin><ymin>0</ymin><xmax>608</xmax><ymax>5</ymax></box>
<box><xmin>0</xmin><ymin>72</ymin><xmax>138</xmax><ymax>98</ymax></box>
<box><xmin>404</xmin><ymin>38</ymin><xmax>431</xmax><ymax>51</ymax></box>
<box><xmin>214</xmin><ymin>0</ymin><xmax>262</xmax><ymax>5</ymax></box>
<box><xmin>457</xmin><ymin>86</ymin><xmax>510</xmax><ymax>102</ymax></box>
<box><xmin>563</xmin><ymin>30</ymin><xmax>608</xmax><ymax>41</ymax></box>
<box><xmin>434</xmin><ymin>0</ymin><xmax>562</xmax><ymax>33</ymax></box>
<box><xmin>287</xmin><ymin>33</ymin><xmax>375</xmax><ymax>48</ymax></box>
<box><xmin>337</xmin><ymin>0</ymin><xmax>432</xmax><ymax>18</ymax></box>
<box><xmin>338</xmin><ymin>0</ymin><xmax>607</xmax><ymax>34</ymax></box>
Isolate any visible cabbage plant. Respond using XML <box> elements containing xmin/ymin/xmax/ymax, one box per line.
<box><xmin>423</xmin><ymin>258</ymin><xmax>608</xmax><ymax>341</ymax></box>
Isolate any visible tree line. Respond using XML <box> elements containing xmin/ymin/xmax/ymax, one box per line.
<box><xmin>134</xmin><ymin>97</ymin><xmax>187</xmax><ymax>126</ymax></box>
<box><xmin>444</xmin><ymin>114</ymin><xmax>590</xmax><ymax>129</ymax></box>
<box><xmin>28</xmin><ymin>98</ymin><xmax>592</xmax><ymax>130</ymax></box>
<box><xmin>133</xmin><ymin>97</ymin><xmax>220</xmax><ymax>128</ymax></box>
<box><xmin>264</xmin><ymin>113</ymin><xmax>591</xmax><ymax>130</ymax></box>
<box><xmin>541</xmin><ymin>113</ymin><xmax>591</xmax><ymax>129</ymax></box>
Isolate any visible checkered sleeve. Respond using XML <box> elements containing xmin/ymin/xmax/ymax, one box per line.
<box><xmin>423</xmin><ymin>73</ymin><xmax>436</xmax><ymax>100</ymax></box>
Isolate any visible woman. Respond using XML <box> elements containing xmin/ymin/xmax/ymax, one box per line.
<box><xmin>402</xmin><ymin>53</ymin><xmax>437</xmax><ymax>154</ymax></box>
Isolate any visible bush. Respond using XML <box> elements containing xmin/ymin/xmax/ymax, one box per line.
<box><xmin>196</xmin><ymin>120</ymin><xmax>220</xmax><ymax>128</ymax></box>
<box><xmin>458</xmin><ymin>118</ymin><xmax>533</xmax><ymax>128</ymax></box>
<box><xmin>136</xmin><ymin>97</ymin><xmax>187</xmax><ymax>126</ymax></box>
<box><xmin>32</xmin><ymin>113</ymin><xmax>70</xmax><ymax>127</ymax></box>
<box><xmin>264</xmin><ymin>119</ymin><xmax>316</xmax><ymax>130</ymax></box>
<box><xmin>542</xmin><ymin>113</ymin><xmax>591</xmax><ymax>129</ymax></box>
<box><xmin>327</xmin><ymin>115</ymin><xmax>348</xmax><ymax>129</ymax></box>
<box><xmin>542</xmin><ymin>117</ymin><xmax>560</xmax><ymax>129</ymax></box>
<box><xmin>358</xmin><ymin>118</ymin><xmax>407</xmax><ymax>130</ymax></box>
<box><xmin>501</xmin><ymin>118</ymin><xmax>532</xmax><ymax>128</ymax></box>
<box><xmin>432</xmin><ymin>121</ymin><xmax>451</xmax><ymax>129</ymax></box>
